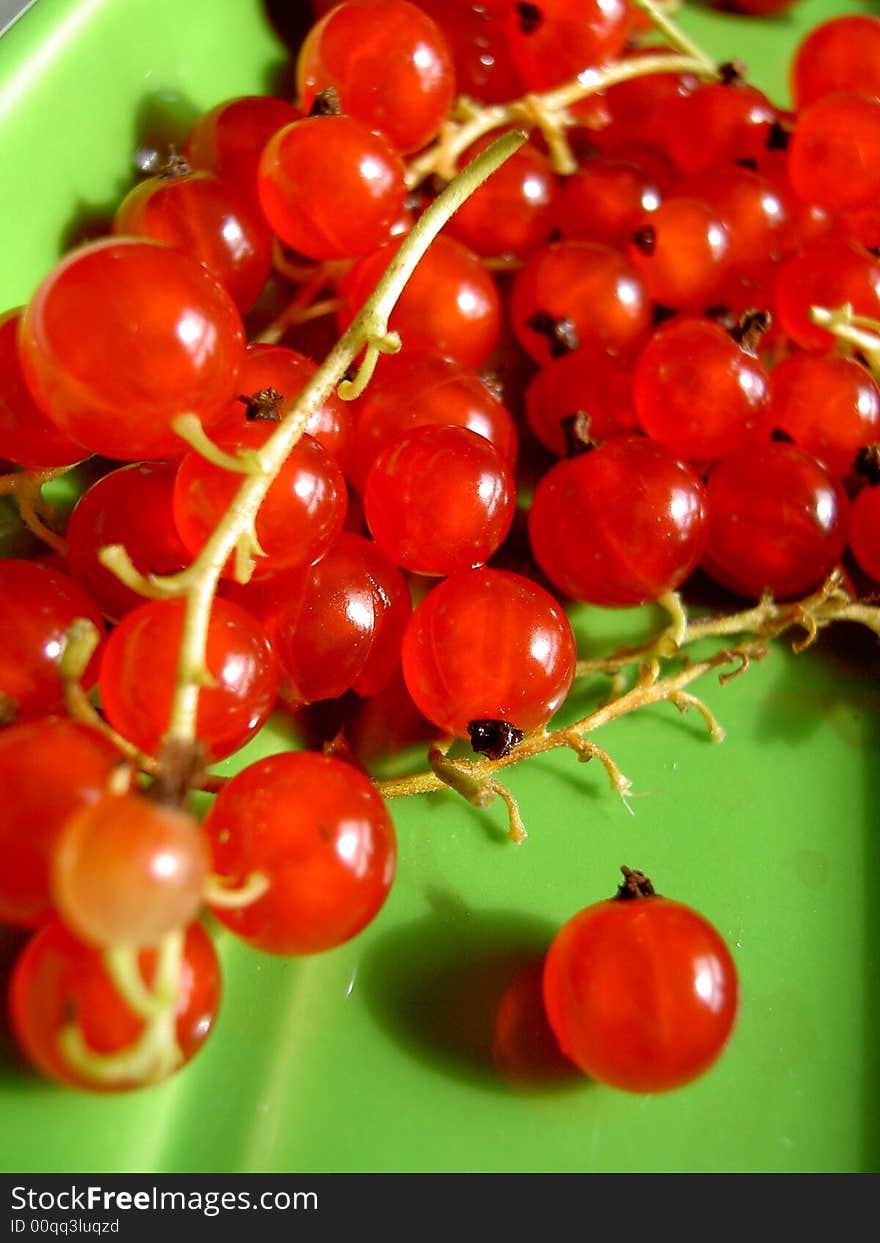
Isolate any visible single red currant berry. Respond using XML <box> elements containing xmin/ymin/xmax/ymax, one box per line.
<box><xmin>702</xmin><ymin>441</ymin><xmax>850</xmax><ymax>600</ymax></box>
<box><xmin>18</xmin><ymin>239</ymin><xmax>246</xmax><ymax>461</ymax></box>
<box><xmin>297</xmin><ymin>0</ymin><xmax>456</xmax><ymax>154</ymax></box>
<box><xmin>52</xmin><ymin>791</ymin><xmax>210</xmax><ymax>950</ymax></box>
<box><xmin>98</xmin><ymin>597</ymin><xmax>279</xmax><ymax>762</ymax></box>
<box><xmin>65</xmin><ymin>462</ymin><xmax>190</xmax><ymax>623</ymax></box>
<box><xmin>543</xmin><ymin>868</ymin><xmax>738</xmax><ymax>1093</ymax></box>
<box><xmin>364</xmin><ymin>424</ymin><xmax>515</xmax><ymax>575</ymax></box>
<box><xmin>529</xmin><ymin>438</ymin><xmax>708</xmax><ymax>607</ymax></box>
<box><xmin>510</xmin><ymin>241</ymin><xmax>651</xmax><ymax>364</ymax></box>
<box><xmin>633</xmin><ymin>317</ymin><xmax>771</xmax><ymax>462</ymax></box>
<box><xmin>0</xmin><ymin>559</ymin><xmax>106</xmax><ymax>720</ymax></box>
<box><xmin>258</xmin><ymin>115</ymin><xmax>407</xmax><ymax>260</ymax></box>
<box><xmin>10</xmin><ymin>920</ymin><xmax>221</xmax><ymax>1091</ymax></box>
<box><xmin>203</xmin><ymin>751</ymin><xmax>396</xmax><ymax>955</ymax></box>
<box><xmin>401</xmin><ymin>567</ymin><xmax>576</xmax><ymax>738</ymax></box>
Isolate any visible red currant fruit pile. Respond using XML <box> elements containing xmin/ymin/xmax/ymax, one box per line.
<box><xmin>1</xmin><ymin>0</ymin><xmax>879</xmax><ymax>1099</ymax></box>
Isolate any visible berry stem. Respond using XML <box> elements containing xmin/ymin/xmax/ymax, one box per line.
<box><xmin>0</xmin><ymin>464</ymin><xmax>74</xmax><ymax>556</ymax></box>
<box><xmin>630</xmin><ymin>0</ymin><xmax>718</xmax><ymax>72</ymax></box>
<box><xmin>406</xmin><ymin>52</ymin><xmax>717</xmax><ymax>186</ymax></box>
<box><xmin>809</xmin><ymin>303</ymin><xmax>880</xmax><ymax>375</ymax></box>
<box><xmin>58</xmin><ymin>931</ymin><xmax>185</xmax><ymax>1087</ymax></box>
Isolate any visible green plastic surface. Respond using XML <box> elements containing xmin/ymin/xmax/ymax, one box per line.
<box><xmin>0</xmin><ymin>0</ymin><xmax>878</xmax><ymax>1174</ymax></box>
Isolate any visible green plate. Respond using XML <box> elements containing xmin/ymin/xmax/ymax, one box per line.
<box><xmin>1</xmin><ymin>0</ymin><xmax>878</xmax><ymax>1174</ymax></box>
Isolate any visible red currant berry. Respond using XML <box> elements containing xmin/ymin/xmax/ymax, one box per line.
<box><xmin>52</xmin><ymin>791</ymin><xmax>210</xmax><ymax>950</ymax></box>
<box><xmin>364</xmin><ymin>423</ymin><xmax>515</xmax><ymax>575</ymax></box>
<box><xmin>18</xmin><ymin>239</ymin><xmax>246</xmax><ymax>461</ymax></box>
<box><xmin>510</xmin><ymin>241</ymin><xmax>651</xmax><ymax>364</ymax></box>
<box><xmin>10</xmin><ymin>919</ymin><xmax>220</xmax><ymax>1090</ymax></box>
<box><xmin>628</xmin><ymin>198</ymin><xmax>731</xmax><ymax>311</ymax></box>
<box><xmin>445</xmin><ymin>135</ymin><xmax>558</xmax><ymax>259</ymax></box>
<box><xmin>503</xmin><ymin>0</ymin><xmax>631</xmax><ymax>94</ymax></box>
<box><xmin>401</xmin><ymin>567</ymin><xmax>576</xmax><ymax>738</ymax></box>
<box><xmin>203</xmin><ymin>751</ymin><xmax>396</xmax><ymax>955</ymax></box>
<box><xmin>702</xmin><ymin>442</ymin><xmax>850</xmax><ymax>600</ymax></box>
<box><xmin>787</xmin><ymin>93</ymin><xmax>880</xmax><ymax>214</ymax></box>
<box><xmin>633</xmin><ymin>317</ymin><xmax>771</xmax><ymax>462</ymax></box>
<box><xmin>524</xmin><ymin>348</ymin><xmax>637</xmax><ymax>457</ymax></box>
<box><xmin>98</xmin><ymin>597</ymin><xmax>279</xmax><ymax>761</ymax></box>
<box><xmin>227</xmin><ymin>532</ymin><xmax>411</xmax><ymax>706</ymax></box>
<box><xmin>113</xmin><ymin>168</ymin><xmax>272</xmax><ymax>312</ymax></box>
<box><xmin>173</xmin><ymin>425</ymin><xmax>347</xmax><ymax>580</ymax></box>
<box><xmin>768</xmin><ymin>352</ymin><xmax>880</xmax><ymax>478</ymax></box>
<box><xmin>529</xmin><ymin>438</ymin><xmax>708</xmax><ymax>607</ymax></box>
<box><xmin>65</xmin><ymin>462</ymin><xmax>190</xmax><ymax>623</ymax></box>
<box><xmin>297</xmin><ymin>0</ymin><xmax>456</xmax><ymax>153</ymax></box>
<box><xmin>184</xmin><ymin>95</ymin><xmax>301</xmax><ymax>210</ymax></box>
<box><xmin>543</xmin><ymin>870</ymin><xmax>738</xmax><ymax>1093</ymax></box>
<box><xmin>0</xmin><ymin>559</ymin><xmax>105</xmax><ymax>720</ymax></box>
<box><xmin>791</xmin><ymin>15</ymin><xmax>880</xmax><ymax>108</ymax></box>
<box><xmin>258</xmin><ymin>115</ymin><xmax>407</xmax><ymax>261</ymax></box>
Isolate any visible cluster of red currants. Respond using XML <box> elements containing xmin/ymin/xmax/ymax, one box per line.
<box><xmin>0</xmin><ymin>0</ymin><xmax>873</xmax><ymax>1097</ymax></box>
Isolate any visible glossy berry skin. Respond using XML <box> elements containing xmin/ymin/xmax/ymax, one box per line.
<box><xmin>849</xmin><ymin>485</ymin><xmax>880</xmax><ymax>584</ymax></box>
<box><xmin>529</xmin><ymin>438</ymin><xmax>708</xmax><ymax>607</ymax></box>
<box><xmin>18</xmin><ymin>239</ymin><xmax>246</xmax><ymax>461</ymax></box>
<box><xmin>173</xmin><ymin>424</ymin><xmax>347</xmax><ymax>580</ymax></box>
<box><xmin>0</xmin><ymin>310</ymin><xmax>85</xmax><ymax>468</ymax></box>
<box><xmin>349</xmin><ymin>350</ymin><xmax>517</xmax><ymax>492</ymax></box>
<box><xmin>445</xmin><ymin>136</ymin><xmax>558</xmax><ymax>259</ymax></box>
<box><xmin>52</xmin><ymin>792</ymin><xmax>210</xmax><ymax>950</ymax></box>
<box><xmin>774</xmin><ymin>240</ymin><xmax>880</xmax><ymax>351</ymax></box>
<box><xmin>10</xmin><ymin>919</ymin><xmax>220</xmax><ymax>1091</ymax></box>
<box><xmin>98</xmin><ymin>597</ymin><xmax>279</xmax><ymax>761</ymax></box>
<box><xmin>555</xmin><ymin>157</ymin><xmax>664</xmax><ymax>250</ymax></box>
<box><xmin>258</xmin><ymin>116</ymin><xmax>407</xmax><ymax>261</ymax></box>
<box><xmin>203</xmin><ymin>751</ymin><xmax>396</xmax><ymax>956</ymax></box>
<box><xmin>113</xmin><ymin>169</ymin><xmax>272</xmax><ymax>312</ymax></box>
<box><xmin>675</xmin><ymin>166</ymin><xmax>788</xmax><ymax>269</ymax></box>
<box><xmin>787</xmin><ymin>93</ymin><xmax>880</xmax><ymax>214</ymax></box>
<box><xmin>768</xmin><ymin>352</ymin><xmax>880</xmax><ymax>479</ymax></box>
<box><xmin>633</xmin><ymin>318</ymin><xmax>770</xmax><ymax>462</ymax></box>
<box><xmin>702</xmin><ymin>443</ymin><xmax>850</xmax><ymax>600</ymax></box>
<box><xmin>0</xmin><ymin>718</ymin><xmax>120</xmax><ymax>927</ymax></box>
<box><xmin>297</xmin><ymin>0</ymin><xmax>455</xmax><ymax>154</ymax></box>
<box><xmin>510</xmin><ymin>241</ymin><xmax>651</xmax><ymax>364</ymax></box>
<box><xmin>597</xmin><ymin>48</ymin><xmax>698</xmax><ymax>158</ymax></box>
<box><xmin>524</xmin><ymin>348</ymin><xmax>637</xmax><ymax>457</ymax></box>
<box><xmin>543</xmin><ymin>889</ymin><xmax>738</xmax><ymax>1093</ymax></box>
<box><xmin>791</xmin><ymin>15</ymin><xmax>880</xmax><ymax>108</ymax></box>
<box><xmin>503</xmin><ymin>0</ymin><xmax>631</xmax><ymax>94</ymax></box>
<box><xmin>184</xmin><ymin>95</ymin><xmax>301</xmax><ymax>210</ymax></box>
<box><xmin>0</xmin><ymin>560</ymin><xmax>106</xmax><ymax>719</ymax></box>
<box><xmin>65</xmin><ymin>462</ymin><xmax>190</xmax><ymax>623</ymax></box>
<box><xmin>414</xmin><ymin>0</ymin><xmax>524</xmax><ymax>103</ymax></box>
<box><xmin>364</xmin><ymin>424</ymin><xmax>515</xmax><ymax>575</ymax></box>
<box><xmin>664</xmin><ymin>82</ymin><xmax>778</xmax><ymax>173</ymax></box>
<box><xmin>227</xmin><ymin>532</ymin><xmax>411</xmax><ymax>706</ymax></box>
<box><xmin>628</xmin><ymin>198</ymin><xmax>731</xmax><ymax>311</ymax></box>
<box><xmin>401</xmin><ymin>567</ymin><xmax>576</xmax><ymax>738</ymax></box>
<box><xmin>338</xmin><ymin>236</ymin><xmax>501</xmax><ymax>371</ymax></box>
